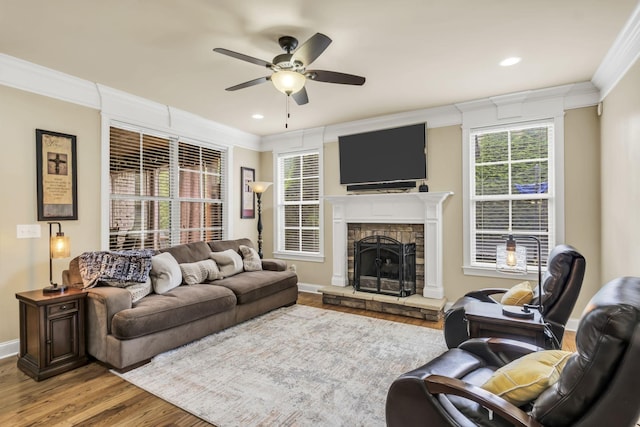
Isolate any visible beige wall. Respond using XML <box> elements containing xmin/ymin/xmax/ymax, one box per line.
<box><xmin>600</xmin><ymin>58</ymin><xmax>640</xmax><ymax>280</ymax></box>
<box><xmin>232</xmin><ymin>146</ymin><xmax>260</xmax><ymax>242</ymax></box>
<box><xmin>262</xmin><ymin>108</ymin><xmax>602</xmax><ymax>318</ymax></box>
<box><xmin>0</xmin><ymin>85</ymin><xmax>102</xmax><ymax>344</ymax></box>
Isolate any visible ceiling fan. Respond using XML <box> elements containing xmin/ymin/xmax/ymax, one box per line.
<box><xmin>213</xmin><ymin>33</ymin><xmax>366</xmax><ymax>105</ymax></box>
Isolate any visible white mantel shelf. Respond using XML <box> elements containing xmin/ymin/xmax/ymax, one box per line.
<box><xmin>325</xmin><ymin>191</ymin><xmax>453</xmax><ymax>299</ymax></box>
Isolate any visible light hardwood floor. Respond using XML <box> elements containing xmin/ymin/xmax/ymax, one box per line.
<box><xmin>0</xmin><ymin>293</ymin><xmax>576</xmax><ymax>426</ymax></box>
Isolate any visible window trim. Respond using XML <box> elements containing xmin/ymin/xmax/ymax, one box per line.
<box><xmin>462</xmin><ymin>114</ymin><xmax>565</xmax><ymax>279</ymax></box>
<box><xmin>272</xmin><ymin>148</ymin><xmax>324</xmax><ymax>262</ymax></box>
<box><xmin>101</xmin><ymin>118</ymin><xmax>231</xmax><ymax>250</ymax></box>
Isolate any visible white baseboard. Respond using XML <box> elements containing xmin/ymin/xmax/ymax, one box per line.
<box><xmin>297</xmin><ymin>282</ymin><xmax>324</xmax><ymax>294</ymax></box>
<box><xmin>0</xmin><ymin>339</ymin><xmax>19</xmax><ymax>360</ymax></box>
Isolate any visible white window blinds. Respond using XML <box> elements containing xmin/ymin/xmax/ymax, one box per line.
<box><xmin>109</xmin><ymin>126</ymin><xmax>225</xmax><ymax>250</ymax></box>
<box><xmin>277</xmin><ymin>151</ymin><xmax>320</xmax><ymax>255</ymax></box>
<box><xmin>470</xmin><ymin>121</ymin><xmax>554</xmax><ymax>268</ymax></box>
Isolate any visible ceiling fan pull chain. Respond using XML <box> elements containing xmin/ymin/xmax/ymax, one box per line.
<box><xmin>285</xmin><ymin>95</ymin><xmax>290</xmax><ymax>129</ymax></box>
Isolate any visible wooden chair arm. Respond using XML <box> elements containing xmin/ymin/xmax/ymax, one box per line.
<box><xmin>424</xmin><ymin>375</ymin><xmax>542</xmax><ymax>427</ymax></box>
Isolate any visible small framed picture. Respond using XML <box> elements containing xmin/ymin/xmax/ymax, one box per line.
<box><xmin>36</xmin><ymin>129</ymin><xmax>78</xmax><ymax>221</ymax></box>
<box><xmin>241</xmin><ymin>167</ymin><xmax>255</xmax><ymax>219</ymax></box>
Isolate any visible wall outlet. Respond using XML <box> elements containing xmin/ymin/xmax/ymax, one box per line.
<box><xmin>17</xmin><ymin>224</ymin><xmax>41</xmax><ymax>239</ymax></box>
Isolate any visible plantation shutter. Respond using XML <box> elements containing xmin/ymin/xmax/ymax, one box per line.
<box><xmin>278</xmin><ymin>151</ymin><xmax>320</xmax><ymax>254</ymax></box>
<box><xmin>471</xmin><ymin>122</ymin><xmax>553</xmax><ymax>267</ymax></box>
<box><xmin>109</xmin><ymin>126</ymin><xmax>225</xmax><ymax>250</ymax></box>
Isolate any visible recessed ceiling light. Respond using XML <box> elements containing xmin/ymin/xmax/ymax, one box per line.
<box><xmin>252</xmin><ymin>113</ymin><xmax>264</xmax><ymax>120</ymax></box>
<box><xmin>500</xmin><ymin>57</ymin><xmax>522</xmax><ymax>67</ymax></box>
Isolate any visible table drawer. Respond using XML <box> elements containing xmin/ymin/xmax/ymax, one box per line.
<box><xmin>47</xmin><ymin>301</ymin><xmax>78</xmax><ymax>316</ymax></box>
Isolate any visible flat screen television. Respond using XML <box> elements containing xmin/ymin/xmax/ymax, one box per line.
<box><xmin>338</xmin><ymin>123</ymin><xmax>426</xmax><ymax>186</ymax></box>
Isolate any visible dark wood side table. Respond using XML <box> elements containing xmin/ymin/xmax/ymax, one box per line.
<box><xmin>15</xmin><ymin>288</ymin><xmax>88</xmax><ymax>381</ymax></box>
<box><xmin>464</xmin><ymin>301</ymin><xmax>547</xmax><ymax>348</ymax></box>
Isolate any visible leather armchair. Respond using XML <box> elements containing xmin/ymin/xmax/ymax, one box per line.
<box><xmin>444</xmin><ymin>245</ymin><xmax>586</xmax><ymax>349</ymax></box>
<box><xmin>386</xmin><ymin>276</ymin><xmax>640</xmax><ymax>427</ymax></box>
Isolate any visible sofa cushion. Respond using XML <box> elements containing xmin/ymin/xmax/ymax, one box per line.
<box><xmin>212</xmin><ymin>270</ymin><xmax>298</xmax><ymax>305</ymax></box>
<box><xmin>209</xmin><ymin>238</ymin><xmax>254</xmax><ymax>254</ymax></box>
<box><xmin>150</xmin><ymin>252</ymin><xmax>182</xmax><ymax>294</ymax></box>
<box><xmin>210</xmin><ymin>249</ymin><xmax>244</xmax><ymax>277</ymax></box>
<box><xmin>239</xmin><ymin>244</ymin><xmax>262</xmax><ymax>272</ymax></box>
<box><xmin>180</xmin><ymin>259</ymin><xmax>223</xmax><ymax>285</ymax></box>
<box><xmin>111</xmin><ymin>284</ymin><xmax>237</xmax><ymax>339</ymax></box>
<box><xmin>160</xmin><ymin>241</ymin><xmax>212</xmax><ymax>264</ymax></box>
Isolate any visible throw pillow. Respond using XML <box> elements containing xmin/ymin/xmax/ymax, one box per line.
<box><xmin>79</xmin><ymin>250</ymin><xmax>154</xmax><ymax>288</ymax></box>
<box><xmin>99</xmin><ymin>278</ymin><xmax>153</xmax><ymax>304</ymax></box>
<box><xmin>501</xmin><ymin>281</ymin><xmax>534</xmax><ymax>306</ymax></box>
<box><xmin>124</xmin><ymin>278</ymin><xmax>153</xmax><ymax>303</ymax></box>
<box><xmin>180</xmin><ymin>259</ymin><xmax>224</xmax><ymax>285</ymax></box>
<box><xmin>239</xmin><ymin>245</ymin><xmax>262</xmax><ymax>272</ymax></box>
<box><xmin>150</xmin><ymin>252</ymin><xmax>182</xmax><ymax>294</ymax></box>
<box><xmin>481</xmin><ymin>350</ymin><xmax>573</xmax><ymax>406</ymax></box>
<box><xmin>210</xmin><ymin>249</ymin><xmax>244</xmax><ymax>278</ymax></box>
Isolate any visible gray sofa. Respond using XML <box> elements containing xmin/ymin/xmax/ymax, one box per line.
<box><xmin>63</xmin><ymin>238</ymin><xmax>298</xmax><ymax>370</ymax></box>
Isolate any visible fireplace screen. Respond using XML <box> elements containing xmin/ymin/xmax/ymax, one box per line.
<box><xmin>354</xmin><ymin>235</ymin><xmax>416</xmax><ymax>297</ymax></box>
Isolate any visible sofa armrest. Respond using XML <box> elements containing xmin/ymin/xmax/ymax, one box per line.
<box><xmin>261</xmin><ymin>258</ymin><xmax>287</xmax><ymax>272</ymax></box>
<box><xmin>84</xmin><ymin>286</ymin><xmax>132</xmax><ymax>362</ymax></box>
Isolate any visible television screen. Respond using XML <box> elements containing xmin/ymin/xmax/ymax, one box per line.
<box><xmin>338</xmin><ymin>123</ymin><xmax>426</xmax><ymax>185</ymax></box>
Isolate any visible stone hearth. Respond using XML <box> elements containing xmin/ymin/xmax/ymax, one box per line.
<box><xmin>321</xmin><ymin>285</ymin><xmax>445</xmax><ymax>321</ymax></box>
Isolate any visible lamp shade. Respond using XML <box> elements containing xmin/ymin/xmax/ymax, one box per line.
<box><xmin>496</xmin><ymin>243</ymin><xmax>527</xmax><ymax>274</ymax></box>
<box><xmin>50</xmin><ymin>233</ymin><xmax>70</xmax><ymax>258</ymax></box>
<box><xmin>247</xmin><ymin>181</ymin><xmax>273</xmax><ymax>194</ymax></box>
<box><xmin>271</xmin><ymin>71</ymin><xmax>305</xmax><ymax>95</ymax></box>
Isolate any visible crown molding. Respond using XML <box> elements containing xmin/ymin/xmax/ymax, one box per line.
<box><xmin>592</xmin><ymin>1</ymin><xmax>640</xmax><ymax>100</ymax></box>
<box><xmin>0</xmin><ymin>53</ymin><xmax>260</xmax><ymax>150</ymax></box>
<box><xmin>0</xmin><ymin>53</ymin><xmax>100</xmax><ymax>108</ymax></box>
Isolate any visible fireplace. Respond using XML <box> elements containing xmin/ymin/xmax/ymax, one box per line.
<box><xmin>354</xmin><ymin>235</ymin><xmax>416</xmax><ymax>297</ymax></box>
<box><xmin>325</xmin><ymin>192</ymin><xmax>453</xmax><ymax>299</ymax></box>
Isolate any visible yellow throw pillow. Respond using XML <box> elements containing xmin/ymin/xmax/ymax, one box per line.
<box><xmin>481</xmin><ymin>350</ymin><xmax>573</xmax><ymax>406</ymax></box>
<box><xmin>500</xmin><ymin>281</ymin><xmax>534</xmax><ymax>306</ymax></box>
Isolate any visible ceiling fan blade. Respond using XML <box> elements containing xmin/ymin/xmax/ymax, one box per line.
<box><xmin>225</xmin><ymin>76</ymin><xmax>270</xmax><ymax>91</ymax></box>
<box><xmin>213</xmin><ymin>48</ymin><xmax>273</xmax><ymax>68</ymax></box>
<box><xmin>291</xmin><ymin>33</ymin><xmax>332</xmax><ymax>66</ymax></box>
<box><xmin>307</xmin><ymin>70</ymin><xmax>366</xmax><ymax>85</ymax></box>
<box><xmin>292</xmin><ymin>87</ymin><xmax>309</xmax><ymax>105</ymax></box>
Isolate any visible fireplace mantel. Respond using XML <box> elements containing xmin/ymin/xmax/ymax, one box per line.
<box><xmin>325</xmin><ymin>191</ymin><xmax>453</xmax><ymax>299</ymax></box>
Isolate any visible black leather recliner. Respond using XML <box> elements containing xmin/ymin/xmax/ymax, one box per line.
<box><xmin>386</xmin><ymin>276</ymin><xmax>640</xmax><ymax>427</ymax></box>
<box><xmin>443</xmin><ymin>244</ymin><xmax>586</xmax><ymax>349</ymax></box>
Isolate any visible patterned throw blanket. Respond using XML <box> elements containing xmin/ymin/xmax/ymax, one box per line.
<box><xmin>79</xmin><ymin>250</ymin><xmax>154</xmax><ymax>288</ymax></box>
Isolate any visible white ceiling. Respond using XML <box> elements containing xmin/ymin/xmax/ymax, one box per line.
<box><xmin>0</xmin><ymin>0</ymin><xmax>637</xmax><ymax>136</ymax></box>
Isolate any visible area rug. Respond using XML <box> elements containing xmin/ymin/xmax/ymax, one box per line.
<box><xmin>114</xmin><ymin>304</ymin><xmax>447</xmax><ymax>426</ymax></box>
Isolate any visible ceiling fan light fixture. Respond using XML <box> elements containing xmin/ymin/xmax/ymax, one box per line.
<box><xmin>271</xmin><ymin>70</ymin><xmax>305</xmax><ymax>95</ymax></box>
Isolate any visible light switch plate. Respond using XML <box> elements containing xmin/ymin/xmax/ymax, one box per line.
<box><xmin>17</xmin><ymin>224</ymin><xmax>41</xmax><ymax>239</ymax></box>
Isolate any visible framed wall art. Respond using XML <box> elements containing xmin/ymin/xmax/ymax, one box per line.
<box><xmin>36</xmin><ymin>129</ymin><xmax>78</xmax><ymax>221</ymax></box>
<box><xmin>241</xmin><ymin>166</ymin><xmax>255</xmax><ymax>219</ymax></box>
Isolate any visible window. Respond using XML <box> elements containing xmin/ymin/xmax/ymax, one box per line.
<box><xmin>109</xmin><ymin>126</ymin><xmax>225</xmax><ymax>250</ymax></box>
<box><xmin>276</xmin><ymin>151</ymin><xmax>321</xmax><ymax>258</ymax></box>
<box><xmin>469</xmin><ymin>121</ymin><xmax>555</xmax><ymax>270</ymax></box>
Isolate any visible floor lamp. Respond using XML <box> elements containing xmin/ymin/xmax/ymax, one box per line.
<box><xmin>247</xmin><ymin>181</ymin><xmax>272</xmax><ymax>258</ymax></box>
<box><xmin>496</xmin><ymin>234</ymin><xmax>543</xmax><ymax>319</ymax></box>
<box><xmin>43</xmin><ymin>222</ymin><xmax>71</xmax><ymax>294</ymax></box>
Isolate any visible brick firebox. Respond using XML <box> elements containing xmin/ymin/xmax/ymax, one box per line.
<box><xmin>347</xmin><ymin>223</ymin><xmax>425</xmax><ymax>295</ymax></box>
